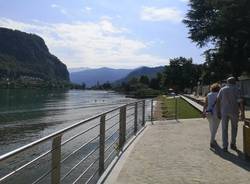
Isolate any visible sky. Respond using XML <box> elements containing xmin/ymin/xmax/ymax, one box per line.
<box><xmin>0</xmin><ymin>0</ymin><xmax>207</xmax><ymax>69</ymax></box>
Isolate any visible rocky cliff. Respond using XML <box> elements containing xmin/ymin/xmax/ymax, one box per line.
<box><xmin>0</xmin><ymin>27</ymin><xmax>69</xmax><ymax>82</ymax></box>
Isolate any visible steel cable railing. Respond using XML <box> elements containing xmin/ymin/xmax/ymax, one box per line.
<box><xmin>71</xmin><ymin>157</ymin><xmax>99</xmax><ymax>184</ymax></box>
<box><xmin>0</xmin><ymin>123</ymin><xmax>101</xmax><ymax>183</ymax></box>
<box><xmin>0</xmin><ymin>99</ymin><xmax>154</xmax><ymax>184</ymax></box>
<box><xmin>60</xmin><ymin>146</ymin><xmax>100</xmax><ymax>182</ymax></box>
<box><xmin>61</xmin><ymin>135</ymin><xmax>100</xmax><ymax>165</ymax></box>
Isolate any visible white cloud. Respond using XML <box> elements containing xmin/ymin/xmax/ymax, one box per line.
<box><xmin>140</xmin><ymin>6</ymin><xmax>183</xmax><ymax>23</ymax></box>
<box><xmin>179</xmin><ymin>0</ymin><xmax>189</xmax><ymax>3</ymax></box>
<box><xmin>50</xmin><ymin>4</ymin><xmax>70</xmax><ymax>17</ymax></box>
<box><xmin>81</xmin><ymin>6</ymin><xmax>92</xmax><ymax>14</ymax></box>
<box><xmin>51</xmin><ymin>4</ymin><xmax>59</xmax><ymax>8</ymax></box>
<box><xmin>0</xmin><ymin>18</ymin><xmax>167</xmax><ymax>68</ymax></box>
<box><xmin>84</xmin><ymin>6</ymin><xmax>92</xmax><ymax>11</ymax></box>
<box><xmin>100</xmin><ymin>15</ymin><xmax>113</xmax><ymax>20</ymax></box>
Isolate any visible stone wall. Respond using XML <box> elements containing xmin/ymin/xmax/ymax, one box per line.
<box><xmin>237</xmin><ymin>79</ymin><xmax>250</xmax><ymax>97</ymax></box>
<box><xmin>193</xmin><ymin>79</ymin><xmax>250</xmax><ymax>98</ymax></box>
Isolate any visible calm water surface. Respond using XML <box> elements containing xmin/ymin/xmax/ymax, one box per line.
<box><xmin>0</xmin><ymin>89</ymin><xmax>133</xmax><ymax>155</ymax></box>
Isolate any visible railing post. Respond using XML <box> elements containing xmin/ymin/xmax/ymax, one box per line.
<box><xmin>119</xmin><ymin>106</ymin><xmax>126</xmax><ymax>151</ymax></box>
<box><xmin>142</xmin><ymin>100</ymin><xmax>145</xmax><ymax>126</ymax></box>
<box><xmin>99</xmin><ymin>114</ymin><xmax>106</xmax><ymax>175</ymax></box>
<box><xmin>134</xmin><ymin>102</ymin><xmax>138</xmax><ymax>134</ymax></box>
<box><xmin>151</xmin><ymin>99</ymin><xmax>153</xmax><ymax>122</ymax></box>
<box><xmin>175</xmin><ymin>95</ymin><xmax>178</xmax><ymax>120</ymax></box>
<box><xmin>51</xmin><ymin>135</ymin><xmax>62</xmax><ymax>184</ymax></box>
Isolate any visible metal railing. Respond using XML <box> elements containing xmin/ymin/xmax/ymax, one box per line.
<box><xmin>0</xmin><ymin>99</ymin><xmax>153</xmax><ymax>184</ymax></box>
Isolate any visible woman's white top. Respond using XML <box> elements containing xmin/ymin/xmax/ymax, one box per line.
<box><xmin>207</xmin><ymin>92</ymin><xmax>218</xmax><ymax>116</ymax></box>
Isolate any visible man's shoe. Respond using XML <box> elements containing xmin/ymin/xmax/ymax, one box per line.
<box><xmin>230</xmin><ymin>144</ymin><xmax>237</xmax><ymax>151</ymax></box>
<box><xmin>222</xmin><ymin>147</ymin><xmax>228</xmax><ymax>152</ymax></box>
<box><xmin>213</xmin><ymin>140</ymin><xmax>218</xmax><ymax>146</ymax></box>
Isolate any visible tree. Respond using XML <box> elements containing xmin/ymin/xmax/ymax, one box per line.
<box><xmin>183</xmin><ymin>0</ymin><xmax>250</xmax><ymax>77</ymax></box>
<box><xmin>81</xmin><ymin>82</ymin><xmax>86</xmax><ymax>89</ymax></box>
<box><xmin>102</xmin><ymin>81</ymin><xmax>112</xmax><ymax>90</ymax></box>
<box><xmin>149</xmin><ymin>78</ymin><xmax>160</xmax><ymax>90</ymax></box>
<box><xmin>164</xmin><ymin>57</ymin><xmax>202</xmax><ymax>91</ymax></box>
<box><xmin>139</xmin><ymin>75</ymin><xmax>150</xmax><ymax>85</ymax></box>
<box><xmin>201</xmin><ymin>49</ymin><xmax>230</xmax><ymax>84</ymax></box>
<box><xmin>156</xmin><ymin>72</ymin><xmax>165</xmax><ymax>89</ymax></box>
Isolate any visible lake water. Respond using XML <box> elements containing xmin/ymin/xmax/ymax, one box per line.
<box><xmin>0</xmin><ymin>89</ymin><xmax>134</xmax><ymax>156</ymax></box>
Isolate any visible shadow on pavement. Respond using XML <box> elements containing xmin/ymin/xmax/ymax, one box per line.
<box><xmin>211</xmin><ymin>144</ymin><xmax>250</xmax><ymax>171</ymax></box>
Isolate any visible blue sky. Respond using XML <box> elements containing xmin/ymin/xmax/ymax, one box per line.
<box><xmin>0</xmin><ymin>0</ymin><xmax>207</xmax><ymax>69</ymax></box>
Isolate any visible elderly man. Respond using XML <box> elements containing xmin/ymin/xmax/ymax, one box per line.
<box><xmin>217</xmin><ymin>77</ymin><xmax>245</xmax><ymax>152</ymax></box>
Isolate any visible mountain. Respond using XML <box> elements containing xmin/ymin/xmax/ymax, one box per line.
<box><xmin>116</xmin><ymin>66</ymin><xmax>164</xmax><ymax>84</ymax></box>
<box><xmin>70</xmin><ymin>67</ymin><xmax>133</xmax><ymax>87</ymax></box>
<box><xmin>68</xmin><ymin>67</ymin><xmax>90</xmax><ymax>73</ymax></box>
<box><xmin>0</xmin><ymin>27</ymin><xmax>69</xmax><ymax>82</ymax></box>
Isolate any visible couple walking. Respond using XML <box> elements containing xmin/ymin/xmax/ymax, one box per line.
<box><xmin>203</xmin><ymin>77</ymin><xmax>245</xmax><ymax>152</ymax></box>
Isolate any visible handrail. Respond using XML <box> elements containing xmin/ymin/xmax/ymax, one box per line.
<box><xmin>0</xmin><ymin>98</ymin><xmax>154</xmax><ymax>184</ymax></box>
<box><xmin>61</xmin><ymin>122</ymin><xmax>100</xmax><ymax>146</ymax></box>
<box><xmin>0</xmin><ymin>100</ymin><xmax>141</xmax><ymax>162</ymax></box>
<box><xmin>106</xmin><ymin>112</ymin><xmax>120</xmax><ymax>121</ymax></box>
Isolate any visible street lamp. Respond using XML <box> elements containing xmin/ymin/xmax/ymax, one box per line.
<box><xmin>197</xmin><ymin>81</ymin><xmax>200</xmax><ymax>97</ymax></box>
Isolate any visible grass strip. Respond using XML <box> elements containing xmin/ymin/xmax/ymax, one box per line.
<box><xmin>161</xmin><ymin>96</ymin><xmax>202</xmax><ymax>119</ymax></box>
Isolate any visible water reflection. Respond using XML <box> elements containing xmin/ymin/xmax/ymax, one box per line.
<box><xmin>0</xmin><ymin>89</ymin><xmax>133</xmax><ymax>155</ymax></box>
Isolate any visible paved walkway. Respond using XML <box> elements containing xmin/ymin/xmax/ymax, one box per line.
<box><xmin>105</xmin><ymin>119</ymin><xmax>250</xmax><ymax>184</ymax></box>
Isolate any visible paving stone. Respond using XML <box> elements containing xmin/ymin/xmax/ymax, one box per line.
<box><xmin>105</xmin><ymin>119</ymin><xmax>250</xmax><ymax>184</ymax></box>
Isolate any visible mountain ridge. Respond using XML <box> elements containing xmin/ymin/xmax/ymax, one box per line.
<box><xmin>69</xmin><ymin>67</ymin><xmax>133</xmax><ymax>87</ymax></box>
<box><xmin>70</xmin><ymin>66</ymin><xmax>165</xmax><ymax>87</ymax></box>
<box><xmin>115</xmin><ymin>66</ymin><xmax>165</xmax><ymax>84</ymax></box>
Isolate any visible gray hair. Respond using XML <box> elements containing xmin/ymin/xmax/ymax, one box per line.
<box><xmin>227</xmin><ymin>77</ymin><xmax>236</xmax><ymax>84</ymax></box>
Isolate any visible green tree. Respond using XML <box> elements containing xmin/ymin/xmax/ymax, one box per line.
<box><xmin>164</xmin><ymin>57</ymin><xmax>201</xmax><ymax>91</ymax></box>
<box><xmin>139</xmin><ymin>75</ymin><xmax>150</xmax><ymax>85</ymax></box>
<box><xmin>149</xmin><ymin>78</ymin><xmax>160</xmax><ymax>90</ymax></box>
<box><xmin>156</xmin><ymin>72</ymin><xmax>165</xmax><ymax>90</ymax></box>
<box><xmin>183</xmin><ymin>0</ymin><xmax>250</xmax><ymax>77</ymax></box>
<box><xmin>81</xmin><ymin>82</ymin><xmax>86</xmax><ymax>89</ymax></box>
<box><xmin>102</xmin><ymin>81</ymin><xmax>112</xmax><ymax>90</ymax></box>
<box><xmin>201</xmin><ymin>49</ymin><xmax>230</xmax><ymax>84</ymax></box>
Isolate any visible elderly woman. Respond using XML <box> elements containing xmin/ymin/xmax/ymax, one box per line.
<box><xmin>203</xmin><ymin>83</ymin><xmax>221</xmax><ymax>149</ymax></box>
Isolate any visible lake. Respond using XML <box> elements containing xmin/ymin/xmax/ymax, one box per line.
<box><xmin>0</xmin><ymin>89</ymin><xmax>134</xmax><ymax>156</ymax></box>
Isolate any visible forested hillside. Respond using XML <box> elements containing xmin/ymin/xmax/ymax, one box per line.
<box><xmin>116</xmin><ymin>66</ymin><xmax>164</xmax><ymax>84</ymax></box>
<box><xmin>0</xmin><ymin>27</ymin><xmax>69</xmax><ymax>83</ymax></box>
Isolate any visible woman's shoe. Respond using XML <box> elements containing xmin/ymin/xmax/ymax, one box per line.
<box><xmin>210</xmin><ymin>140</ymin><xmax>217</xmax><ymax>149</ymax></box>
<box><xmin>230</xmin><ymin>144</ymin><xmax>237</xmax><ymax>150</ymax></box>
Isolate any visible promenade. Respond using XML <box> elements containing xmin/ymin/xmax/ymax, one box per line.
<box><xmin>105</xmin><ymin>118</ymin><xmax>250</xmax><ymax>184</ymax></box>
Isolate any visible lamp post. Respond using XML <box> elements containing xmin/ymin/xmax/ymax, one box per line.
<box><xmin>199</xmin><ymin>77</ymin><xmax>203</xmax><ymax>96</ymax></box>
<box><xmin>197</xmin><ymin>81</ymin><xmax>200</xmax><ymax>97</ymax></box>
<box><xmin>210</xmin><ymin>72</ymin><xmax>215</xmax><ymax>85</ymax></box>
